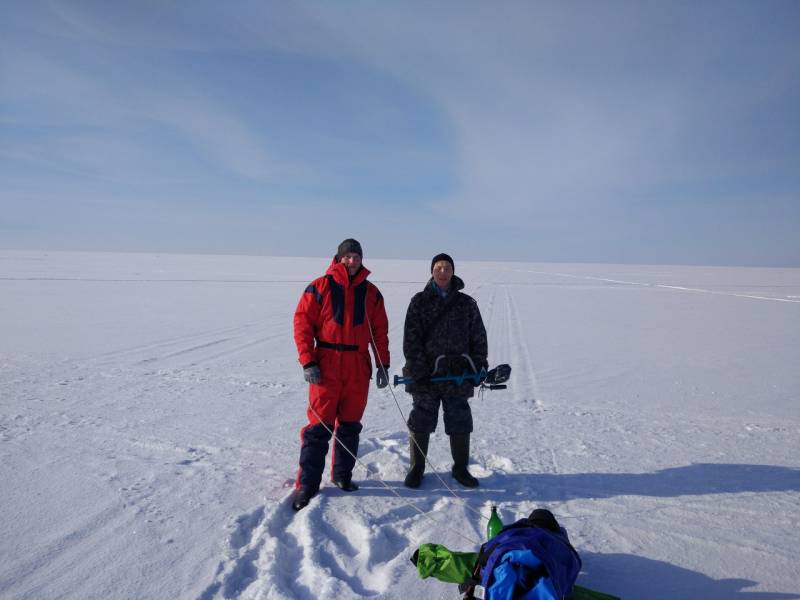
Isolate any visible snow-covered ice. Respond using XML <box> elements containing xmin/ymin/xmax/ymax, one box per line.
<box><xmin>1</xmin><ymin>250</ymin><xmax>799</xmax><ymax>599</ymax></box>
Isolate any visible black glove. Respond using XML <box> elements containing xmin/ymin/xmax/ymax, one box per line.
<box><xmin>303</xmin><ymin>362</ymin><xmax>321</xmax><ymax>384</ymax></box>
<box><xmin>375</xmin><ymin>365</ymin><xmax>389</xmax><ymax>389</ymax></box>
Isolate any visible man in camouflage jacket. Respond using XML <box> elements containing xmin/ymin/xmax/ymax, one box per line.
<box><xmin>402</xmin><ymin>253</ymin><xmax>488</xmax><ymax>488</ymax></box>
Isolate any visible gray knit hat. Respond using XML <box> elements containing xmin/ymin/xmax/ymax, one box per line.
<box><xmin>337</xmin><ymin>238</ymin><xmax>363</xmax><ymax>261</ymax></box>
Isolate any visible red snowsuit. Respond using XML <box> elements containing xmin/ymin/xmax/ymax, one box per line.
<box><xmin>293</xmin><ymin>259</ymin><xmax>389</xmax><ymax>491</ymax></box>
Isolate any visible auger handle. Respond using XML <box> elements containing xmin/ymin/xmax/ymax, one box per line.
<box><xmin>393</xmin><ymin>374</ymin><xmax>412</xmax><ymax>386</ymax></box>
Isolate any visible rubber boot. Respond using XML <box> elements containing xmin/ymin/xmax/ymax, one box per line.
<box><xmin>292</xmin><ymin>486</ymin><xmax>317</xmax><ymax>511</ymax></box>
<box><xmin>332</xmin><ymin>476</ymin><xmax>359</xmax><ymax>492</ymax></box>
<box><xmin>403</xmin><ymin>431</ymin><xmax>430</xmax><ymax>488</ymax></box>
<box><xmin>450</xmin><ymin>433</ymin><xmax>479</xmax><ymax>487</ymax></box>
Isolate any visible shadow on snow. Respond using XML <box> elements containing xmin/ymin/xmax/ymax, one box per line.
<box><xmin>582</xmin><ymin>551</ymin><xmax>800</xmax><ymax>600</ymax></box>
<box><xmin>339</xmin><ymin>462</ymin><xmax>800</xmax><ymax>600</ymax></box>
<box><xmin>351</xmin><ymin>462</ymin><xmax>800</xmax><ymax>502</ymax></box>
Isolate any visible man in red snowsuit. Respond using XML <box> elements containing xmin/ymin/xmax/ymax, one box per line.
<box><xmin>292</xmin><ymin>239</ymin><xmax>390</xmax><ymax>511</ymax></box>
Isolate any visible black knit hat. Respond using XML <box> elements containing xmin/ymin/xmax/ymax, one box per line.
<box><xmin>527</xmin><ymin>508</ymin><xmax>560</xmax><ymax>532</ymax></box>
<box><xmin>430</xmin><ymin>253</ymin><xmax>454</xmax><ymax>273</ymax></box>
<box><xmin>337</xmin><ymin>238</ymin><xmax>363</xmax><ymax>261</ymax></box>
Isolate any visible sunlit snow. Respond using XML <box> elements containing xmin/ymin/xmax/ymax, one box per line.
<box><xmin>1</xmin><ymin>251</ymin><xmax>798</xmax><ymax>599</ymax></box>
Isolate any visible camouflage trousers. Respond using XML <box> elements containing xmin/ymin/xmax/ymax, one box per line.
<box><xmin>407</xmin><ymin>392</ymin><xmax>473</xmax><ymax>435</ymax></box>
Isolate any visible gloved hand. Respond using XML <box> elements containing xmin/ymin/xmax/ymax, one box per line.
<box><xmin>303</xmin><ymin>362</ymin><xmax>321</xmax><ymax>384</ymax></box>
<box><xmin>375</xmin><ymin>365</ymin><xmax>389</xmax><ymax>389</ymax></box>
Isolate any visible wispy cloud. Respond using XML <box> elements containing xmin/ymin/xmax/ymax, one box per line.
<box><xmin>143</xmin><ymin>91</ymin><xmax>276</xmax><ymax>182</ymax></box>
<box><xmin>1</xmin><ymin>36</ymin><xmax>278</xmax><ymax>184</ymax></box>
<box><xmin>1</xmin><ymin>1</ymin><xmax>798</xmax><ymax>265</ymax></box>
<box><xmin>306</xmin><ymin>3</ymin><xmax>800</xmax><ymax>219</ymax></box>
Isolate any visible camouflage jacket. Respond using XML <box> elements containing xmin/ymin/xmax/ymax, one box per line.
<box><xmin>402</xmin><ymin>275</ymin><xmax>488</xmax><ymax>397</ymax></box>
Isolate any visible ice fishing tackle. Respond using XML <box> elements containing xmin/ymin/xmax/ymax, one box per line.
<box><xmin>393</xmin><ymin>354</ymin><xmax>511</xmax><ymax>391</ymax></box>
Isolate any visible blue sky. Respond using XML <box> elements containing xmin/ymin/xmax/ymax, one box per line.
<box><xmin>1</xmin><ymin>1</ymin><xmax>799</xmax><ymax>266</ymax></box>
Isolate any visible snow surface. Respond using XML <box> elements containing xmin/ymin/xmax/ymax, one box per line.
<box><xmin>1</xmin><ymin>250</ymin><xmax>799</xmax><ymax>600</ymax></box>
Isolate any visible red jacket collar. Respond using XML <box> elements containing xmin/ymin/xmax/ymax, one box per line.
<box><xmin>326</xmin><ymin>257</ymin><xmax>370</xmax><ymax>286</ymax></box>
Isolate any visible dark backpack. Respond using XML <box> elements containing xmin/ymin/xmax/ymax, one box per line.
<box><xmin>462</xmin><ymin>510</ymin><xmax>582</xmax><ymax>600</ymax></box>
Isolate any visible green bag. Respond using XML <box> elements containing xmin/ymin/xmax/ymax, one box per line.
<box><xmin>413</xmin><ymin>543</ymin><xmax>478</xmax><ymax>584</ymax></box>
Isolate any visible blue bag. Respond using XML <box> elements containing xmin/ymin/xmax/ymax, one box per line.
<box><xmin>465</xmin><ymin>509</ymin><xmax>582</xmax><ymax>600</ymax></box>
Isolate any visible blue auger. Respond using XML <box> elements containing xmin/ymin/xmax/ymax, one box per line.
<box><xmin>392</xmin><ymin>354</ymin><xmax>511</xmax><ymax>390</ymax></box>
<box><xmin>393</xmin><ymin>368</ymin><xmax>488</xmax><ymax>387</ymax></box>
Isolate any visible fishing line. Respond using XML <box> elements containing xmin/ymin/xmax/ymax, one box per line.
<box><xmin>305</xmin><ymin>403</ymin><xmax>482</xmax><ymax>547</ymax></box>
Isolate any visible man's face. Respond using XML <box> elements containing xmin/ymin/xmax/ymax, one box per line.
<box><xmin>340</xmin><ymin>252</ymin><xmax>362</xmax><ymax>275</ymax></box>
<box><xmin>432</xmin><ymin>260</ymin><xmax>453</xmax><ymax>290</ymax></box>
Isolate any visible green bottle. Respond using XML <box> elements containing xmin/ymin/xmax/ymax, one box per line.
<box><xmin>487</xmin><ymin>506</ymin><xmax>503</xmax><ymax>540</ymax></box>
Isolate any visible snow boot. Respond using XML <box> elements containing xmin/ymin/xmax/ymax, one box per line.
<box><xmin>404</xmin><ymin>431</ymin><xmax>430</xmax><ymax>488</ymax></box>
<box><xmin>449</xmin><ymin>433</ymin><xmax>479</xmax><ymax>487</ymax></box>
<box><xmin>292</xmin><ymin>486</ymin><xmax>317</xmax><ymax>511</ymax></box>
<box><xmin>332</xmin><ymin>476</ymin><xmax>359</xmax><ymax>492</ymax></box>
